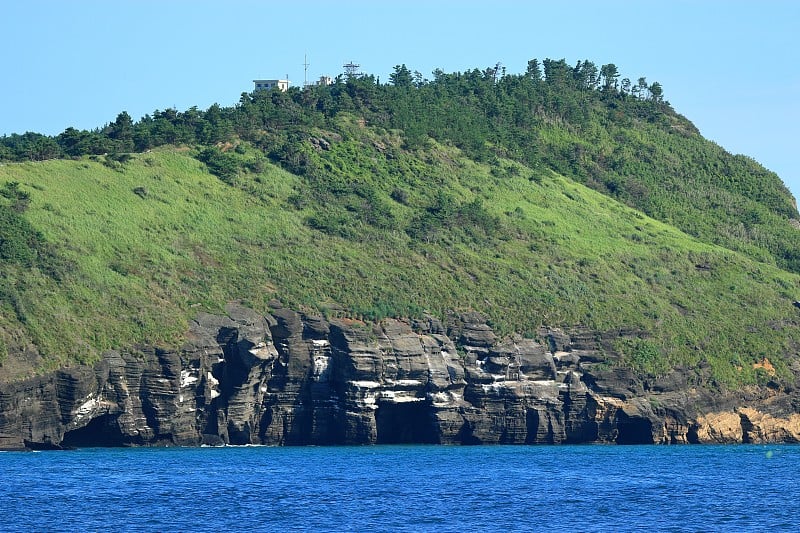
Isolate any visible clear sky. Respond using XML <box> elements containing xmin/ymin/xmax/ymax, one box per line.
<box><xmin>2</xmin><ymin>0</ymin><xmax>798</xmax><ymax>199</ymax></box>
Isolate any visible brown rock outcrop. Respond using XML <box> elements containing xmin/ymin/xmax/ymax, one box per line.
<box><xmin>693</xmin><ymin>408</ymin><xmax>800</xmax><ymax>444</ymax></box>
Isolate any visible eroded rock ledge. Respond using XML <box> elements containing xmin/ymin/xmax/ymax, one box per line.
<box><xmin>1</xmin><ymin>304</ymin><xmax>798</xmax><ymax>449</ymax></box>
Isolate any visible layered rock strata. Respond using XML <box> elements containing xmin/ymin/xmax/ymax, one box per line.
<box><xmin>1</xmin><ymin>304</ymin><xmax>797</xmax><ymax>449</ymax></box>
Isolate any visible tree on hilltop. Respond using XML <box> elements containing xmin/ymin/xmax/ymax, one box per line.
<box><xmin>600</xmin><ymin>63</ymin><xmax>620</xmax><ymax>92</ymax></box>
<box><xmin>649</xmin><ymin>81</ymin><xmax>664</xmax><ymax>102</ymax></box>
<box><xmin>389</xmin><ymin>64</ymin><xmax>413</xmax><ymax>87</ymax></box>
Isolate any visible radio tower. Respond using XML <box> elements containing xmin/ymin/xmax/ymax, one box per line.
<box><xmin>343</xmin><ymin>61</ymin><xmax>360</xmax><ymax>80</ymax></box>
<box><xmin>303</xmin><ymin>53</ymin><xmax>310</xmax><ymax>87</ymax></box>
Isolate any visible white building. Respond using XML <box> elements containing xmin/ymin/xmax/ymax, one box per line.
<box><xmin>253</xmin><ymin>79</ymin><xmax>289</xmax><ymax>92</ymax></box>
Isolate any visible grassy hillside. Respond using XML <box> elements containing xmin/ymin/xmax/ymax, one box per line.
<box><xmin>5</xmin><ymin>60</ymin><xmax>799</xmax><ymax>276</ymax></box>
<box><xmin>2</xmin><ymin>127</ymin><xmax>800</xmax><ymax>385</ymax></box>
<box><xmin>2</xmin><ymin>59</ymin><xmax>800</xmax><ymax>388</ymax></box>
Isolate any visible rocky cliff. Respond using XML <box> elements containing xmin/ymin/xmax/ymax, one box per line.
<box><xmin>2</xmin><ymin>303</ymin><xmax>798</xmax><ymax>450</ymax></box>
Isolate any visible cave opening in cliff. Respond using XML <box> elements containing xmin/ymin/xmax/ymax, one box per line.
<box><xmin>615</xmin><ymin>413</ymin><xmax>654</xmax><ymax>445</ymax></box>
<box><xmin>375</xmin><ymin>402</ymin><xmax>439</xmax><ymax>444</ymax></box>
<box><xmin>62</xmin><ymin>415</ymin><xmax>126</xmax><ymax>448</ymax></box>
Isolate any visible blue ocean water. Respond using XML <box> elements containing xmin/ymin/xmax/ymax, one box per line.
<box><xmin>1</xmin><ymin>444</ymin><xmax>796</xmax><ymax>532</ymax></box>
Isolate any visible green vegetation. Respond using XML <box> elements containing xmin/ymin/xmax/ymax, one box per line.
<box><xmin>0</xmin><ymin>59</ymin><xmax>799</xmax><ymax>388</ymax></box>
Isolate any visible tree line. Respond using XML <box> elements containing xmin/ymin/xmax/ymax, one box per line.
<box><xmin>0</xmin><ymin>58</ymin><xmax>665</xmax><ymax>163</ymax></box>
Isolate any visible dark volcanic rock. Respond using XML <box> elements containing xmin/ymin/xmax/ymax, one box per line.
<box><xmin>448</xmin><ymin>311</ymin><xmax>497</xmax><ymax>348</ymax></box>
<box><xmin>2</xmin><ymin>306</ymin><xmax>799</xmax><ymax>448</ymax></box>
<box><xmin>582</xmin><ymin>366</ymin><xmax>644</xmax><ymax>400</ymax></box>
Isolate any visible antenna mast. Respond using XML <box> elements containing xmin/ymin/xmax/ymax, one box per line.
<box><xmin>303</xmin><ymin>53</ymin><xmax>310</xmax><ymax>87</ymax></box>
<box><xmin>343</xmin><ymin>61</ymin><xmax>360</xmax><ymax>80</ymax></box>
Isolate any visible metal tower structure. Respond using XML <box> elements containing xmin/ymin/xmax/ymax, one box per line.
<box><xmin>343</xmin><ymin>61</ymin><xmax>360</xmax><ymax>80</ymax></box>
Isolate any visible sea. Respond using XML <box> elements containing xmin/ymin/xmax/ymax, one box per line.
<box><xmin>1</xmin><ymin>444</ymin><xmax>796</xmax><ymax>532</ymax></box>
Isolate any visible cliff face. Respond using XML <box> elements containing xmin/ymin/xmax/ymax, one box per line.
<box><xmin>1</xmin><ymin>304</ymin><xmax>798</xmax><ymax>450</ymax></box>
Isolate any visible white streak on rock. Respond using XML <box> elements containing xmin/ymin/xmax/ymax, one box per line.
<box><xmin>350</xmin><ymin>380</ymin><xmax>381</xmax><ymax>389</ymax></box>
<box><xmin>74</xmin><ymin>396</ymin><xmax>99</xmax><ymax>421</ymax></box>
<box><xmin>207</xmin><ymin>372</ymin><xmax>221</xmax><ymax>399</ymax></box>
<box><xmin>180</xmin><ymin>370</ymin><xmax>199</xmax><ymax>388</ymax></box>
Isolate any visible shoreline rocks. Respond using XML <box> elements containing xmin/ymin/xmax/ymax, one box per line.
<box><xmin>1</xmin><ymin>304</ymin><xmax>798</xmax><ymax>449</ymax></box>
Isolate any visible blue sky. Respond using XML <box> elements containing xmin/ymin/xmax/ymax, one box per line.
<box><xmin>2</xmin><ymin>1</ymin><xmax>798</xmax><ymax>199</ymax></box>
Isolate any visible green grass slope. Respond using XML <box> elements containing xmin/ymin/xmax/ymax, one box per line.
<box><xmin>2</xmin><ymin>130</ymin><xmax>799</xmax><ymax>386</ymax></box>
